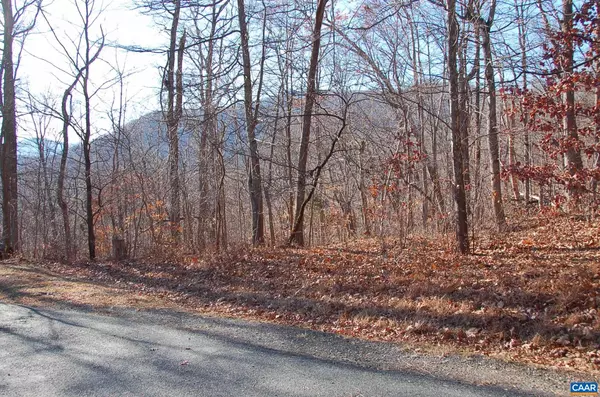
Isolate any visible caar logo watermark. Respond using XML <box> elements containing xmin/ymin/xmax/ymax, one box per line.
<box><xmin>571</xmin><ymin>382</ymin><xmax>599</xmax><ymax>395</ymax></box>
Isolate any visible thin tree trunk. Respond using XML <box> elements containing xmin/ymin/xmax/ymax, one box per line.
<box><xmin>471</xmin><ymin>19</ymin><xmax>484</xmax><ymax>231</ymax></box>
<box><xmin>358</xmin><ymin>141</ymin><xmax>371</xmax><ymax>235</ymax></box>
<box><xmin>288</xmin><ymin>102</ymin><xmax>349</xmax><ymax>246</ymax></box>
<box><xmin>215</xmin><ymin>139</ymin><xmax>227</xmax><ymax>251</ymax></box>
<box><xmin>409</xmin><ymin>9</ymin><xmax>429</xmax><ymax>229</ymax></box>
<box><xmin>479</xmin><ymin>0</ymin><xmax>507</xmax><ymax>231</ymax></box>
<box><xmin>290</xmin><ymin>0</ymin><xmax>329</xmax><ymax>246</ymax></box>
<box><xmin>165</xmin><ymin>0</ymin><xmax>184</xmax><ymax>243</ymax></box>
<box><xmin>508</xmin><ymin>124</ymin><xmax>520</xmax><ymax>200</ymax></box>
<box><xmin>562</xmin><ymin>0</ymin><xmax>584</xmax><ymax>195</ymax></box>
<box><xmin>82</xmin><ymin>37</ymin><xmax>95</xmax><ymax>260</ymax></box>
<box><xmin>285</xmin><ymin>75</ymin><xmax>294</xmax><ymax>231</ymax></box>
<box><xmin>516</xmin><ymin>0</ymin><xmax>531</xmax><ymax>204</ymax></box>
<box><xmin>237</xmin><ymin>0</ymin><xmax>265</xmax><ymax>246</ymax></box>
<box><xmin>58</xmin><ymin>86</ymin><xmax>77</xmax><ymax>261</ymax></box>
<box><xmin>38</xmin><ymin>136</ymin><xmax>57</xmax><ymax>252</ymax></box>
<box><xmin>448</xmin><ymin>0</ymin><xmax>469</xmax><ymax>254</ymax></box>
<box><xmin>80</xmin><ymin>0</ymin><xmax>105</xmax><ymax>260</ymax></box>
<box><xmin>265</xmin><ymin>86</ymin><xmax>282</xmax><ymax>246</ymax></box>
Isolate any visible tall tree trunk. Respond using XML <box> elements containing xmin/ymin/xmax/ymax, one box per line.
<box><xmin>479</xmin><ymin>0</ymin><xmax>507</xmax><ymax>231</ymax></box>
<box><xmin>165</xmin><ymin>0</ymin><xmax>184</xmax><ymax>243</ymax></box>
<box><xmin>43</xmin><ymin>0</ymin><xmax>101</xmax><ymax>261</ymax></box>
<box><xmin>285</xmin><ymin>74</ymin><xmax>294</xmax><ymax>231</ymax></box>
<box><xmin>458</xmin><ymin>57</ymin><xmax>471</xmax><ymax>202</ymax></box>
<box><xmin>194</xmin><ymin>2</ymin><xmax>221</xmax><ymax>251</ymax></box>
<box><xmin>448</xmin><ymin>0</ymin><xmax>469</xmax><ymax>254</ymax></box>
<box><xmin>265</xmin><ymin>84</ymin><xmax>282</xmax><ymax>246</ymax></box>
<box><xmin>516</xmin><ymin>0</ymin><xmax>531</xmax><ymax>204</ymax></box>
<box><xmin>504</xmin><ymin>83</ymin><xmax>520</xmax><ymax>200</ymax></box>
<box><xmin>79</xmin><ymin>0</ymin><xmax>105</xmax><ymax>260</ymax></box>
<box><xmin>1</xmin><ymin>0</ymin><xmax>18</xmax><ymax>255</ymax></box>
<box><xmin>237</xmin><ymin>0</ymin><xmax>265</xmax><ymax>245</ymax></box>
<box><xmin>58</xmin><ymin>84</ymin><xmax>79</xmax><ymax>261</ymax></box>
<box><xmin>561</xmin><ymin>0</ymin><xmax>584</xmax><ymax>196</ymax></box>
<box><xmin>83</xmin><ymin>106</ymin><xmax>95</xmax><ymax>259</ymax></box>
<box><xmin>471</xmin><ymin>19</ymin><xmax>484</xmax><ymax>228</ymax></box>
<box><xmin>215</xmin><ymin>140</ymin><xmax>227</xmax><ymax>251</ymax></box>
<box><xmin>408</xmin><ymin>9</ymin><xmax>429</xmax><ymax>229</ymax></box>
<box><xmin>289</xmin><ymin>0</ymin><xmax>329</xmax><ymax>246</ymax></box>
<box><xmin>82</xmin><ymin>13</ymin><xmax>95</xmax><ymax>260</ymax></box>
<box><xmin>109</xmin><ymin>69</ymin><xmax>127</xmax><ymax>254</ymax></box>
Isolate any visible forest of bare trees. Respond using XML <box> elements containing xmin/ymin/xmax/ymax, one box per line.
<box><xmin>2</xmin><ymin>0</ymin><xmax>600</xmax><ymax>260</ymax></box>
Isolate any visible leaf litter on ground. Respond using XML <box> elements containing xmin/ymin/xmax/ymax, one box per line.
<box><xmin>2</xmin><ymin>212</ymin><xmax>599</xmax><ymax>375</ymax></box>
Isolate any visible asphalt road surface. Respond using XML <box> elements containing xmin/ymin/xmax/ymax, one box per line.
<box><xmin>0</xmin><ymin>303</ymin><xmax>561</xmax><ymax>396</ymax></box>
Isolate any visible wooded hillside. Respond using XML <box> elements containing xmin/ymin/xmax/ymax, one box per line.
<box><xmin>2</xmin><ymin>0</ymin><xmax>600</xmax><ymax>375</ymax></box>
<box><xmin>5</xmin><ymin>0</ymin><xmax>600</xmax><ymax>259</ymax></box>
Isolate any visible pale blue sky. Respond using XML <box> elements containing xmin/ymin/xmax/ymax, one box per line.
<box><xmin>18</xmin><ymin>0</ymin><xmax>165</xmax><ymax>140</ymax></box>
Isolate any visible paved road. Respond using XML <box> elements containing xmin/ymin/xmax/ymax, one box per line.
<box><xmin>0</xmin><ymin>303</ymin><xmax>547</xmax><ymax>396</ymax></box>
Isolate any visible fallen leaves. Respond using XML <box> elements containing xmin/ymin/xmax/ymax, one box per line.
<box><xmin>519</xmin><ymin>238</ymin><xmax>535</xmax><ymax>246</ymax></box>
<box><xmin>4</xmin><ymin>213</ymin><xmax>600</xmax><ymax>375</ymax></box>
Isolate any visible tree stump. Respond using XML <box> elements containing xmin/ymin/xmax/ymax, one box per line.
<box><xmin>112</xmin><ymin>235</ymin><xmax>127</xmax><ymax>261</ymax></box>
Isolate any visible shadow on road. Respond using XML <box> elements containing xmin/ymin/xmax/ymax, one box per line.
<box><xmin>0</xmin><ymin>303</ymin><xmax>560</xmax><ymax>396</ymax></box>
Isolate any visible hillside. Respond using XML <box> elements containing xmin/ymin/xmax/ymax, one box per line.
<box><xmin>1</xmin><ymin>212</ymin><xmax>599</xmax><ymax>376</ymax></box>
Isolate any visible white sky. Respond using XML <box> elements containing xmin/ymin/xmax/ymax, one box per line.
<box><xmin>18</xmin><ymin>0</ymin><xmax>166</xmax><ymax>140</ymax></box>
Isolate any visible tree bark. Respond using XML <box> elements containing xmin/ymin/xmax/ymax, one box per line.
<box><xmin>265</xmin><ymin>84</ymin><xmax>282</xmax><ymax>246</ymax></box>
<box><xmin>1</xmin><ymin>0</ymin><xmax>18</xmax><ymax>255</ymax></box>
<box><xmin>288</xmin><ymin>100</ymin><xmax>349</xmax><ymax>246</ymax></box>
<box><xmin>448</xmin><ymin>0</ymin><xmax>469</xmax><ymax>254</ymax></box>
<box><xmin>516</xmin><ymin>0</ymin><xmax>531</xmax><ymax>204</ymax></box>
<box><xmin>193</xmin><ymin>2</ymin><xmax>223</xmax><ymax>251</ymax></box>
<box><xmin>165</xmin><ymin>0</ymin><xmax>184</xmax><ymax>243</ymax></box>
<box><xmin>82</xmin><ymin>5</ymin><xmax>95</xmax><ymax>260</ymax></box>
<box><xmin>78</xmin><ymin>0</ymin><xmax>106</xmax><ymax>260</ymax></box>
<box><xmin>561</xmin><ymin>0</ymin><xmax>584</xmax><ymax>190</ymax></box>
<box><xmin>479</xmin><ymin>0</ymin><xmax>507</xmax><ymax>231</ymax></box>
<box><xmin>237</xmin><ymin>0</ymin><xmax>265</xmax><ymax>246</ymax></box>
<box><xmin>290</xmin><ymin>0</ymin><xmax>329</xmax><ymax>246</ymax></box>
<box><xmin>57</xmin><ymin>80</ymin><xmax>80</xmax><ymax>263</ymax></box>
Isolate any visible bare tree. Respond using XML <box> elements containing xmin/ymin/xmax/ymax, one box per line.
<box><xmin>78</xmin><ymin>0</ymin><xmax>106</xmax><ymax>260</ymax></box>
<box><xmin>1</xmin><ymin>0</ymin><xmax>40</xmax><ymax>255</ymax></box>
<box><xmin>289</xmin><ymin>0</ymin><xmax>329</xmax><ymax>246</ymax></box>
<box><xmin>39</xmin><ymin>0</ymin><xmax>105</xmax><ymax>261</ymax></box>
<box><xmin>561</xmin><ymin>0</ymin><xmax>584</xmax><ymax>194</ymax></box>
<box><xmin>163</xmin><ymin>0</ymin><xmax>185</xmax><ymax>243</ymax></box>
<box><xmin>236</xmin><ymin>0</ymin><xmax>266</xmax><ymax>245</ymax></box>
<box><xmin>288</xmin><ymin>94</ymin><xmax>352</xmax><ymax>246</ymax></box>
<box><xmin>448</xmin><ymin>0</ymin><xmax>469</xmax><ymax>254</ymax></box>
<box><xmin>186</xmin><ymin>0</ymin><xmax>234</xmax><ymax>251</ymax></box>
<box><xmin>26</xmin><ymin>94</ymin><xmax>58</xmax><ymax>258</ymax></box>
<box><xmin>473</xmin><ymin>0</ymin><xmax>507</xmax><ymax>231</ymax></box>
<box><xmin>1</xmin><ymin>0</ymin><xmax>19</xmax><ymax>255</ymax></box>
